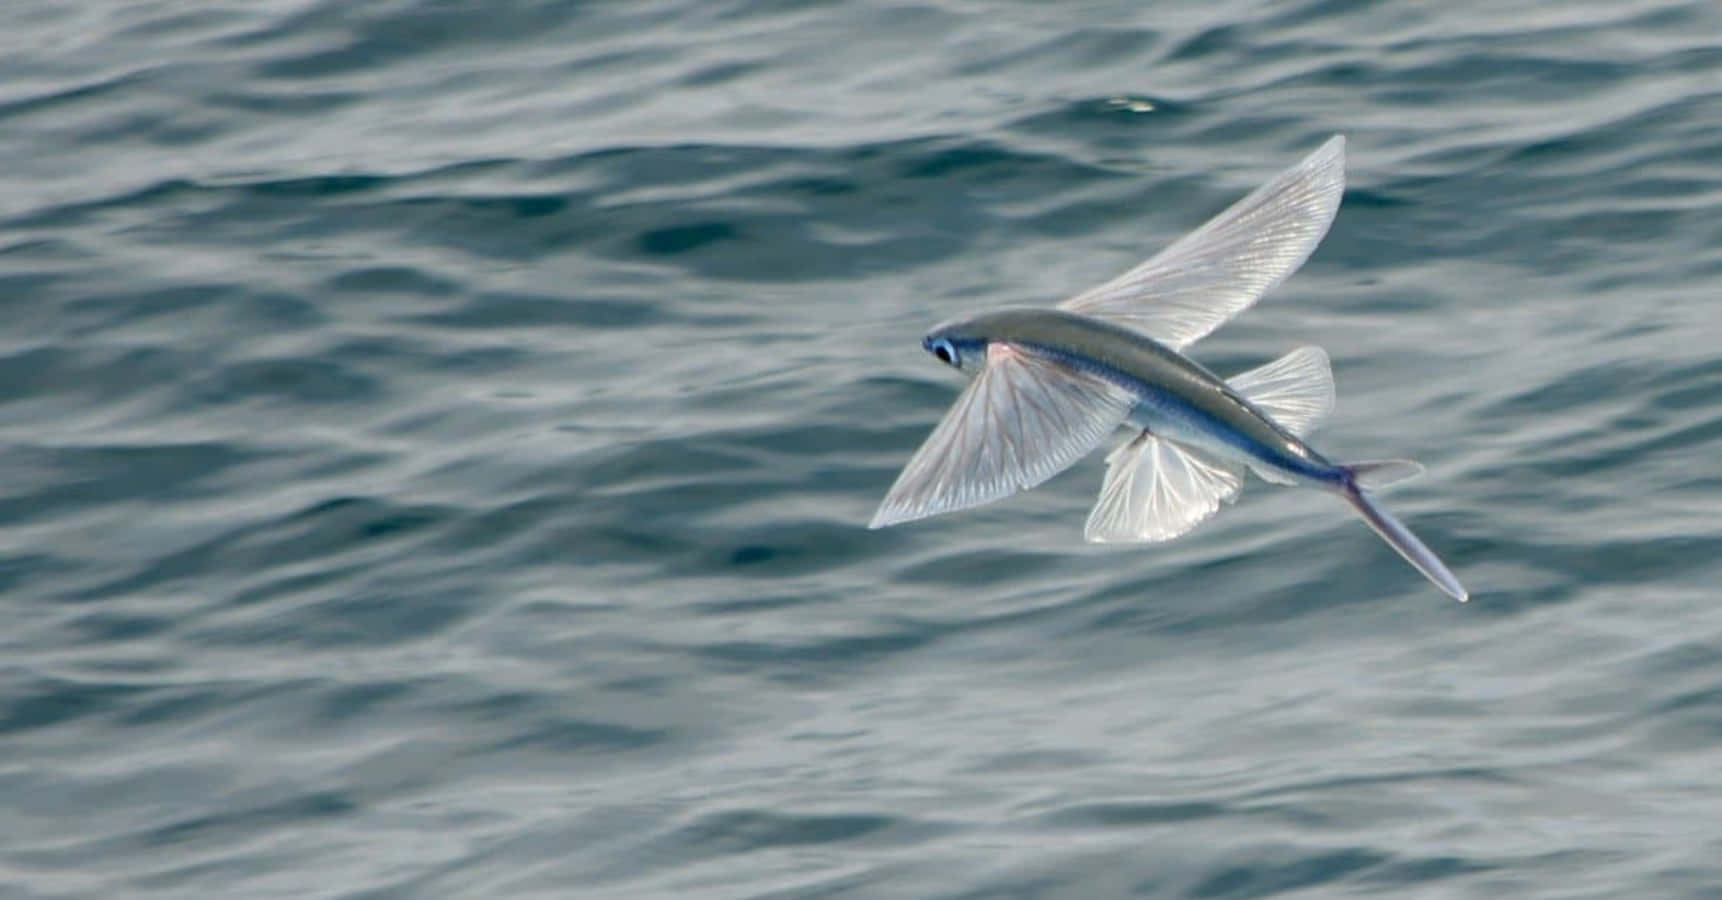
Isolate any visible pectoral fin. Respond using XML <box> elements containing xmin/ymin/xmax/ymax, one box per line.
<box><xmin>1059</xmin><ymin>136</ymin><xmax>1345</xmax><ymax>349</ymax></box>
<box><xmin>871</xmin><ymin>343</ymin><xmax>1135</xmax><ymax>529</ymax></box>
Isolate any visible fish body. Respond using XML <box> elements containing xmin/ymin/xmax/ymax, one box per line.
<box><xmin>871</xmin><ymin>136</ymin><xmax>1470</xmax><ymax>602</ymax></box>
<box><xmin>928</xmin><ymin>307</ymin><xmax>1339</xmax><ymax>487</ymax></box>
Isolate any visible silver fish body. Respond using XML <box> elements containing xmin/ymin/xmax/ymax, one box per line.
<box><xmin>870</xmin><ymin>135</ymin><xmax>1470</xmax><ymax>602</ymax></box>
<box><xmin>929</xmin><ymin>307</ymin><xmax>1339</xmax><ymax>487</ymax></box>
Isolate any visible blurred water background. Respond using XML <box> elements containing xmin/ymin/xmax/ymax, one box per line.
<box><xmin>3</xmin><ymin>0</ymin><xmax>1722</xmax><ymax>896</ymax></box>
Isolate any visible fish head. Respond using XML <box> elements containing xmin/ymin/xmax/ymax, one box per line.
<box><xmin>921</xmin><ymin>314</ymin><xmax>992</xmax><ymax>372</ymax></box>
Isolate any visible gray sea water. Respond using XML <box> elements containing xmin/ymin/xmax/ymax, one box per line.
<box><xmin>4</xmin><ymin>1</ymin><xmax>1722</xmax><ymax>897</ymax></box>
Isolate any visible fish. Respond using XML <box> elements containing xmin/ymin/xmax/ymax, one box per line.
<box><xmin>868</xmin><ymin>135</ymin><xmax>1469</xmax><ymax>602</ymax></box>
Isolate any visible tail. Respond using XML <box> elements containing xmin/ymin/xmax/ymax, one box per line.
<box><xmin>1337</xmin><ymin>463</ymin><xmax>1468</xmax><ymax>602</ymax></box>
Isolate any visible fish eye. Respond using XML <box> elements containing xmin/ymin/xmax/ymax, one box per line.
<box><xmin>928</xmin><ymin>337</ymin><xmax>960</xmax><ymax>368</ymax></box>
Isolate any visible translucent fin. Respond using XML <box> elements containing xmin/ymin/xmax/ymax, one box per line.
<box><xmin>1059</xmin><ymin>136</ymin><xmax>1346</xmax><ymax>350</ymax></box>
<box><xmin>1251</xmin><ymin>464</ymin><xmax>1300</xmax><ymax>487</ymax></box>
<box><xmin>1346</xmin><ymin>459</ymin><xmax>1425</xmax><ymax>490</ymax></box>
<box><xmin>870</xmin><ymin>343</ymin><xmax>1134</xmax><ymax>529</ymax></box>
<box><xmin>1340</xmin><ymin>484</ymin><xmax>1468</xmax><ymax>602</ymax></box>
<box><xmin>1083</xmin><ymin>430</ymin><xmax>1244</xmax><ymax>543</ymax></box>
<box><xmin>1228</xmin><ymin>346</ymin><xmax>1335</xmax><ymax>437</ymax></box>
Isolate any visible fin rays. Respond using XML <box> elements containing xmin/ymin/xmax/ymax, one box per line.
<box><xmin>1228</xmin><ymin>346</ymin><xmax>1335</xmax><ymax>437</ymax></box>
<box><xmin>1059</xmin><ymin>136</ymin><xmax>1345</xmax><ymax>349</ymax></box>
<box><xmin>870</xmin><ymin>343</ymin><xmax>1134</xmax><ymax>529</ymax></box>
<box><xmin>1084</xmin><ymin>431</ymin><xmax>1244</xmax><ymax>543</ymax></box>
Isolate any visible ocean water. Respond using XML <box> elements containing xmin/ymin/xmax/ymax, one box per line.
<box><xmin>3</xmin><ymin>0</ymin><xmax>1722</xmax><ymax>896</ymax></box>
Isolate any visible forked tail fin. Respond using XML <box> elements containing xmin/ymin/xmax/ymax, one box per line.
<box><xmin>1338</xmin><ymin>475</ymin><xmax>1468</xmax><ymax>602</ymax></box>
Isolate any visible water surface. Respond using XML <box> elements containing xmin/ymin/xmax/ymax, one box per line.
<box><xmin>3</xmin><ymin>0</ymin><xmax>1722</xmax><ymax>896</ymax></box>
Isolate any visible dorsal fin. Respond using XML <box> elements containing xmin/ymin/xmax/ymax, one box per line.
<box><xmin>1228</xmin><ymin>346</ymin><xmax>1335</xmax><ymax>437</ymax></box>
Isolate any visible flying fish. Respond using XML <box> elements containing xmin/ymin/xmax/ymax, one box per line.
<box><xmin>870</xmin><ymin>136</ymin><xmax>1468</xmax><ymax>602</ymax></box>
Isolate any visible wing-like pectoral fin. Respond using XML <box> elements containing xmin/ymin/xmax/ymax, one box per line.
<box><xmin>1059</xmin><ymin>136</ymin><xmax>1346</xmax><ymax>350</ymax></box>
<box><xmin>870</xmin><ymin>343</ymin><xmax>1134</xmax><ymax>529</ymax></box>
<box><xmin>1084</xmin><ymin>431</ymin><xmax>1245</xmax><ymax>543</ymax></box>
